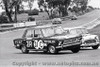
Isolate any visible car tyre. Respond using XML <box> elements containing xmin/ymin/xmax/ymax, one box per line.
<box><xmin>92</xmin><ymin>44</ymin><xmax>99</xmax><ymax>49</ymax></box>
<box><xmin>21</xmin><ymin>45</ymin><xmax>29</xmax><ymax>54</ymax></box>
<box><xmin>71</xmin><ymin>46</ymin><xmax>80</xmax><ymax>53</ymax></box>
<box><xmin>48</xmin><ymin>45</ymin><xmax>58</xmax><ymax>54</ymax></box>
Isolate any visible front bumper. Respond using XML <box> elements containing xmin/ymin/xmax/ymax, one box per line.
<box><xmin>56</xmin><ymin>41</ymin><xmax>81</xmax><ymax>49</ymax></box>
<box><xmin>81</xmin><ymin>42</ymin><xmax>99</xmax><ymax>47</ymax></box>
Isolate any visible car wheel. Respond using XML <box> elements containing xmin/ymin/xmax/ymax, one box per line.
<box><xmin>21</xmin><ymin>45</ymin><xmax>29</xmax><ymax>54</ymax></box>
<box><xmin>48</xmin><ymin>45</ymin><xmax>58</xmax><ymax>54</ymax></box>
<box><xmin>71</xmin><ymin>46</ymin><xmax>80</xmax><ymax>53</ymax></box>
<box><xmin>92</xmin><ymin>44</ymin><xmax>99</xmax><ymax>49</ymax></box>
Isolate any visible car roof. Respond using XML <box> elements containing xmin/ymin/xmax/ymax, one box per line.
<box><xmin>26</xmin><ymin>24</ymin><xmax>58</xmax><ymax>30</ymax></box>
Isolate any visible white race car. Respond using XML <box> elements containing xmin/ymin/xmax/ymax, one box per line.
<box><xmin>64</xmin><ymin>27</ymin><xmax>100</xmax><ymax>49</ymax></box>
<box><xmin>52</xmin><ymin>18</ymin><xmax>62</xmax><ymax>24</ymax></box>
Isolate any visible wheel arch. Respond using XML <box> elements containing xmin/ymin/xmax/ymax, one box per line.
<box><xmin>19</xmin><ymin>41</ymin><xmax>27</xmax><ymax>49</ymax></box>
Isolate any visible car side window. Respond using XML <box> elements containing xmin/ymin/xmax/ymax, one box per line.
<box><xmin>34</xmin><ymin>29</ymin><xmax>42</xmax><ymax>38</ymax></box>
<box><xmin>65</xmin><ymin>30</ymin><xmax>70</xmax><ymax>34</ymax></box>
<box><xmin>25</xmin><ymin>30</ymin><xmax>34</xmax><ymax>38</ymax></box>
<box><xmin>70</xmin><ymin>29</ymin><xmax>77</xmax><ymax>34</ymax></box>
<box><xmin>55</xmin><ymin>27</ymin><xmax>64</xmax><ymax>34</ymax></box>
<box><xmin>76</xmin><ymin>29</ymin><xmax>82</xmax><ymax>34</ymax></box>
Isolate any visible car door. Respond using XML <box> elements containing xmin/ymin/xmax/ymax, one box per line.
<box><xmin>25</xmin><ymin>29</ymin><xmax>34</xmax><ymax>49</ymax></box>
<box><xmin>33</xmin><ymin>29</ymin><xmax>46</xmax><ymax>50</ymax></box>
<box><xmin>25</xmin><ymin>29</ymin><xmax>46</xmax><ymax>50</ymax></box>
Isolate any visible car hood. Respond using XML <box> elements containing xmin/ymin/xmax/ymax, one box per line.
<box><xmin>50</xmin><ymin>34</ymin><xmax>79</xmax><ymax>40</ymax></box>
<box><xmin>82</xmin><ymin>34</ymin><xmax>97</xmax><ymax>40</ymax></box>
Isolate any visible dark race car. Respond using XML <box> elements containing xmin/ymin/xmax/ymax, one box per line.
<box><xmin>64</xmin><ymin>27</ymin><xmax>100</xmax><ymax>49</ymax></box>
<box><xmin>13</xmin><ymin>25</ymin><xmax>82</xmax><ymax>54</ymax></box>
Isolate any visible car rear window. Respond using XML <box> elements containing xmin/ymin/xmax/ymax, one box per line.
<box><xmin>25</xmin><ymin>30</ymin><xmax>34</xmax><ymax>38</ymax></box>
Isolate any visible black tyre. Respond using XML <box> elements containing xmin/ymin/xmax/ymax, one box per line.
<box><xmin>21</xmin><ymin>45</ymin><xmax>29</xmax><ymax>54</ymax></box>
<box><xmin>48</xmin><ymin>45</ymin><xmax>58</xmax><ymax>54</ymax></box>
<box><xmin>71</xmin><ymin>46</ymin><xmax>80</xmax><ymax>53</ymax></box>
<box><xmin>92</xmin><ymin>44</ymin><xmax>99</xmax><ymax>49</ymax></box>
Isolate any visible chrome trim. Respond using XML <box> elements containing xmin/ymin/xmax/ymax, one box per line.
<box><xmin>56</xmin><ymin>42</ymin><xmax>81</xmax><ymax>48</ymax></box>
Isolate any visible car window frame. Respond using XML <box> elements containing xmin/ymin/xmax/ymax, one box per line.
<box><xmin>23</xmin><ymin>29</ymin><xmax>34</xmax><ymax>38</ymax></box>
<box><xmin>69</xmin><ymin>28</ymin><xmax>78</xmax><ymax>35</ymax></box>
<box><xmin>34</xmin><ymin>29</ymin><xmax>43</xmax><ymax>38</ymax></box>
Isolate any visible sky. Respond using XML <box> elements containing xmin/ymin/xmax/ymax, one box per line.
<box><xmin>88</xmin><ymin>0</ymin><xmax>100</xmax><ymax>8</ymax></box>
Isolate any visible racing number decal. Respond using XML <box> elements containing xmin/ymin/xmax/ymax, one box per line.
<box><xmin>26</xmin><ymin>41</ymin><xmax>32</xmax><ymax>47</ymax></box>
<box><xmin>34</xmin><ymin>40</ymin><xmax>44</xmax><ymax>49</ymax></box>
<box><xmin>38</xmin><ymin>40</ymin><xmax>44</xmax><ymax>49</ymax></box>
<box><xmin>26</xmin><ymin>40</ymin><xmax>45</xmax><ymax>49</ymax></box>
<box><xmin>34</xmin><ymin>40</ymin><xmax>38</xmax><ymax>48</ymax></box>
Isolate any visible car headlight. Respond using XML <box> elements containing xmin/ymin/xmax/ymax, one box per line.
<box><xmin>16</xmin><ymin>44</ymin><xmax>20</xmax><ymax>47</ymax></box>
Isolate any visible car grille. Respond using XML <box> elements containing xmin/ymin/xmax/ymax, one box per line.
<box><xmin>63</xmin><ymin>37</ymin><xmax>80</xmax><ymax>44</ymax></box>
<box><xmin>84</xmin><ymin>39</ymin><xmax>96</xmax><ymax>44</ymax></box>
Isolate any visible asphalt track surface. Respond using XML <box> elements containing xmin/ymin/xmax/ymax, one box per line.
<box><xmin>0</xmin><ymin>10</ymin><xmax>100</xmax><ymax>67</ymax></box>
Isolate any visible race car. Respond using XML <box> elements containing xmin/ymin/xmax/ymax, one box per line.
<box><xmin>70</xmin><ymin>15</ymin><xmax>77</xmax><ymax>20</ymax></box>
<box><xmin>64</xmin><ymin>27</ymin><xmax>100</xmax><ymax>49</ymax></box>
<box><xmin>52</xmin><ymin>18</ymin><xmax>62</xmax><ymax>24</ymax></box>
<box><xmin>13</xmin><ymin>25</ymin><xmax>82</xmax><ymax>54</ymax></box>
